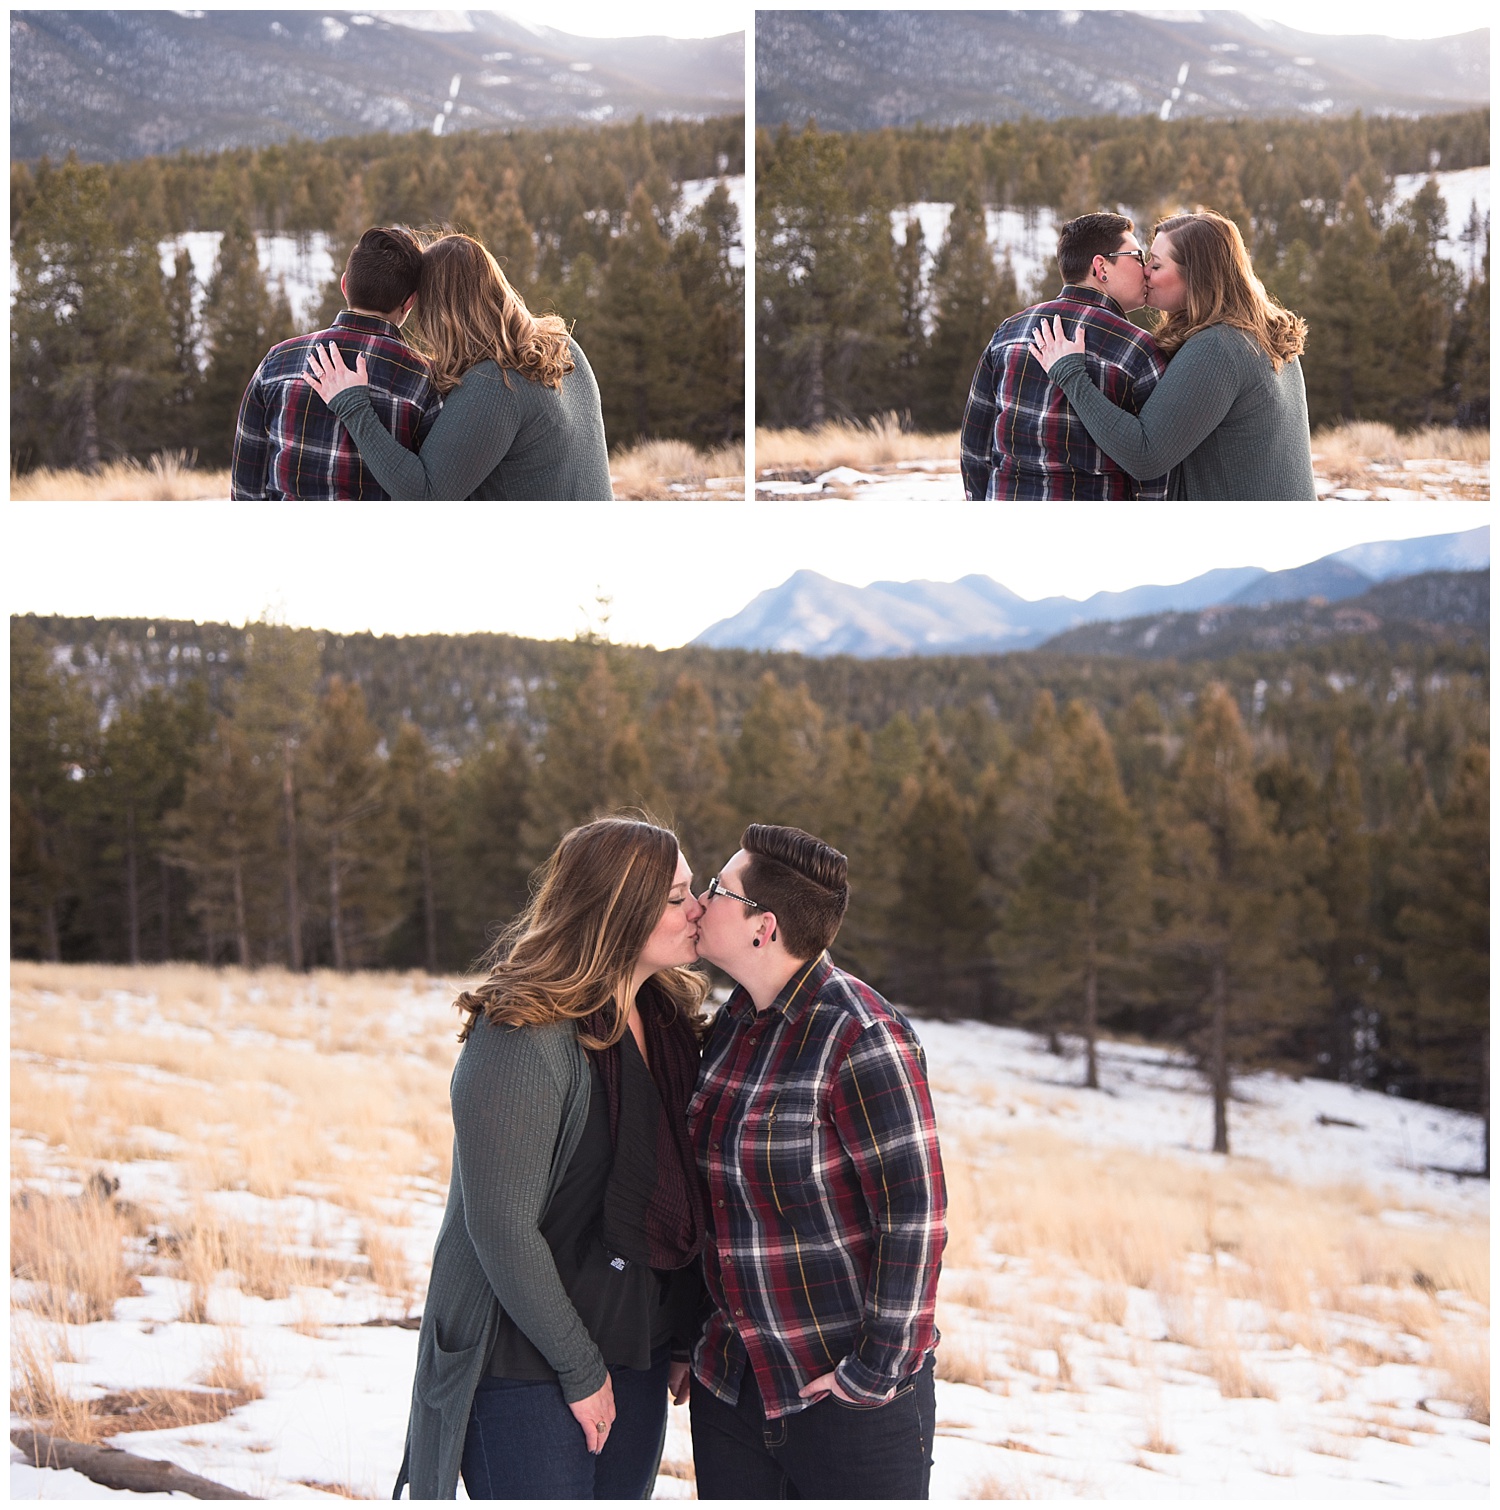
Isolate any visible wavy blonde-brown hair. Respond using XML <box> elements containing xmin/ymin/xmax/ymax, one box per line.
<box><xmin>409</xmin><ymin>231</ymin><xmax>575</xmax><ymax>394</ymax></box>
<box><xmin>456</xmin><ymin>815</ymin><xmax>708</xmax><ymax>1051</ymax></box>
<box><xmin>1151</xmin><ymin>211</ymin><xmax>1306</xmax><ymax>372</ymax></box>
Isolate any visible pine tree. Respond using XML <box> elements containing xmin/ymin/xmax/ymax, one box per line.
<box><xmin>1312</xmin><ymin>731</ymin><xmax>1379</xmax><ymax>1084</ymax></box>
<box><xmin>451</xmin><ymin>729</ymin><xmax>534</xmax><ymax>958</ymax></box>
<box><xmin>10</xmin><ymin>156</ymin><xmax>173</xmax><ymax>472</ymax></box>
<box><xmin>1153</xmin><ymin>685</ymin><xmax>1327</xmax><ymax>1154</ymax></box>
<box><xmin>1392</xmin><ymin>744</ymin><xmax>1489</xmax><ymax>1170</ymax></box>
<box><xmin>199</xmin><ymin>216</ymin><xmax>295</xmax><ymax>467</ymax></box>
<box><xmin>10</xmin><ymin>621</ymin><xmax>99</xmax><ymax>959</ymax></box>
<box><xmin>303</xmin><ymin>677</ymin><xmax>404</xmax><ymax>970</ymax></box>
<box><xmin>669</xmin><ymin>184</ymin><xmax>745</xmax><ymax>446</ymax></box>
<box><xmin>1003</xmin><ymin>702</ymin><xmax>1148</xmax><ymax>1088</ymax></box>
<box><xmin>1300</xmin><ymin>176</ymin><xmax>1403</xmax><ymax>428</ymax></box>
<box><xmin>235</xmin><ymin>623</ymin><xmax>322</xmax><ymax>969</ymax></box>
<box><xmin>725</xmin><ymin>674</ymin><xmax>824</xmax><ymax>835</ymax></box>
<box><xmin>587</xmin><ymin>184</ymin><xmax>692</xmax><ymax>444</ymax></box>
<box><xmin>643</xmin><ymin>672</ymin><xmax>735</xmax><ymax>878</ymax></box>
<box><xmin>885</xmin><ymin>739</ymin><xmax>991</xmax><ymax>1016</ymax></box>
<box><xmin>96</xmin><ymin>684</ymin><xmax>212</xmax><ymax>963</ymax></box>
<box><xmin>388</xmin><ymin>722</ymin><xmax>454</xmax><ymax>974</ymax></box>
<box><xmin>528</xmin><ymin>650</ymin><xmax>654</xmax><ymax>855</ymax></box>
<box><xmin>917</xmin><ymin>192</ymin><xmax>1017</xmax><ymax>431</ymax></box>
<box><xmin>165</xmin><ymin>715</ymin><xmax>278</xmax><ymax>966</ymax></box>
<box><xmin>162</xmin><ymin>248</ymin><xmax>205</xmax><ymax>454</ymax></box>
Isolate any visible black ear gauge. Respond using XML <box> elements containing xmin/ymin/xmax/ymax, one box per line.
<box><xmin>752</xmin><ymin>938</ymin><xmax>761</xmax><ymax>948</ymax></box>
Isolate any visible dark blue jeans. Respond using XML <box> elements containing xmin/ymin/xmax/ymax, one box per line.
<box><xmin>461</xmin><ymin>1349</ymin><xmax>670</xmax><ymax>1500</ymax></box>
<box><xmin>690</xmin><ymin>1356</ymin><xmax>936</xmax><ymax>1500</ymax></box>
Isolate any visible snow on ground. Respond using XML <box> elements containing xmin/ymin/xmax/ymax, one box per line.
<box><xmin>11</xmin><ymin>975</ymin><xmax>1487</xmax><ymax>1500</ymax></box>
<box><xmin>757</xmin><ymin>456</ymin><xmax>1488</xmax><ymax>502</ymax></box>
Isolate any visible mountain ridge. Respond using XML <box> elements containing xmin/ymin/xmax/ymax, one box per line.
<box><xmin>11</xmin><ymin>10</ymin><xmax>744</xmax><ymax>162</ymax></box>
<box><xmin>691</xmin><ymin>528</ymin><xmax>1489</xmax><ymax>658</ymax></box>
<box><xmin>756</xmin><ymin>10</ymin><xmax>1488</xmax><ymax>132</ymax></box>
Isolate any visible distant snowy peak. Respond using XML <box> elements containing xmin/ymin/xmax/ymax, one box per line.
<box><xmin>692</xmin><ymin>528</ymin><xmax>1490</xmax><ymax>659</ymax></box>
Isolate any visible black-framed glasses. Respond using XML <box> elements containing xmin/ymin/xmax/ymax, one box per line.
<box><xmin>1101</xmin><ymin>249</ymin><xmax>1148</xmax><ymax>268</ymax></box>
<box><xmin>704</xmin><ymin>876</ymin><xmax>764</xmax><ymax>910</ymax></box>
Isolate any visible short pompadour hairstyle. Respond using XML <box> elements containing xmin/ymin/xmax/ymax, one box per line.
<box><xmin>343</xmin><ymin>226</ymin><xmax>423</xmax><ymax>316</ymax></box>
<box><xmin>1057</xmin><ymin>212</ymin><xmax>1135</xmax><ymax>285</ymax></box>
<box><xmin>739</xmin><ymin>824</ymin><xmax>849</xmax><ymax>960</ymax></box>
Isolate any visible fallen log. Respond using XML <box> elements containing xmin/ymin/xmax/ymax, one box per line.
<box><xmin>11</xmin><ymin>1427</ymin><xmax>255</xmax><ymax>1499</ymax></box>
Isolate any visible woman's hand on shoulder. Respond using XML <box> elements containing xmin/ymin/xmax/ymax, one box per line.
<box><xmin>304</xmin><ymin>341</ymin><xmax>370</xmax><ymax>403</ymax></box>
<box><xmin>1029</xmin><ymin>315</ymin><xmax>1087</xmax><ymax>374</ymax></box>
<box><xmin>568</xmin><ymin>1373</ymin><xmax>616</xmax><ymax>1454</ymax></box>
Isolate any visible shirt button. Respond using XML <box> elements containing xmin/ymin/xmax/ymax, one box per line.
<box><xmin>716</xmin><ymin>1199</ymin><xmax>724</xmax><ymax>1207</ymax></box>
<box><xmin>734</xmin><ymin>1308</ymin><xmax>744</xmax><ymax>1317</ymax></box>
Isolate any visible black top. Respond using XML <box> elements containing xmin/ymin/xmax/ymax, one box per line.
<box><xmin>486</xmin><ymin>1037</ymin><xmax>699</xmax><ymax>1378</ymax></box>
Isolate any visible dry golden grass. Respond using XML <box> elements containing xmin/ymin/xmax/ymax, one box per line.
<box><xmin>1311</xmin><ymin>421</ymin><xmax>1489</xmax><ymax>466</ymax></box>
<box><xmin>199</xmin><ymin>1326</ymin><xmax>263</xmax><ymax>1398</ymax></box>
<box><xmin>11</xmin><ymin>962</ymin><xmax>463</xmax><ymax>1221</ymax></box>
<box><xmin>1430</xmin><ymin>1327</ymin><xmax>1489</xmax><ymax>1424</ymax></box>
<box><xmin>9</xmin><ymin>452</ymin><xmax>230</xmax><ymax>501</ymax></box>
<box><xmin>1310</xmin><ymin>422</ymin><xmax>1489</xmax><ymax>495</ymax></box>
<box><xmin>756</xmin><ymin>412</ymin><xmax>959</xmax><ymax>471</ymax></box>
<box><xmin>10</xmin><ymin>1190</ymin><xmax>143</xmax><ymax>1324</ymax></box>
<box><xmin>610</xmin><ymin>438</ymin><xmax>745</xmax><ymax>499</ymax></box>
<box><xmin>165</xmin><ymin>1208</ymin><xmax>356</xmax><ymax>1318</ymax></box>
<box><xmin>360</xmin><ymin>1226</ymin><xmax>416</xmax><ymax>1312</ymax></box>
<box><xmin>11</xmin><ymin>1321</ymin><xmax>106</xmax><ymax>1443</ymax></box>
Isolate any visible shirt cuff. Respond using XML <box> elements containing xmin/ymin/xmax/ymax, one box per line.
<box><xmin>834</xmin><ymin>1354</ymin><xmax>898</xmax><ymax>1405</ymax></box>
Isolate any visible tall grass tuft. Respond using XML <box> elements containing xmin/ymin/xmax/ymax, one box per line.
<box><xmin>10</xmin><ymin>452</ymin><xmax>230</xmax><ymax>501</ymax></box>
<box><xmin>10</xmin><ymin>1189</ymin><xmax>142</xmax><ymax>1324</ymax></box>
<box><xmin>10</xmin><ymin>1319</ymin><xmax>104</xmax><ymax>1443</ymax></box>
<box><xmin>757</xmin><ymin>413</ymin><xmax>960</xmax><ymax>471</ymax></box>
<box><xmin>610</xmin><ymin>438</ymin><xmax>744</xmax><ymax>499</ymax></box>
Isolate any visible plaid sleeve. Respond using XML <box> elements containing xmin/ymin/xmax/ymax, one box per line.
<box><xmin>958</xmin><ymin>343</ymin><xmax>998</xmax><ymax>500</ymax></box>
<box><xmin>826</xmin><ymin>1021</ymin><xmax>946</xmax><ymax>1403</ymax></box>
<box><xmin>229</xmin><ymin>371</ymin><xmax>270</xmax><ymax>499</ymax></box>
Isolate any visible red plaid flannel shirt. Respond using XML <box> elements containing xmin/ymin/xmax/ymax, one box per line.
<box><xmin>230</xmin><ymin>311</ymin><xmax>441</xmax><ymax>500</ymax></box>
<box><xmin>959</xmin><ymin>285</ymin><xmax>1169</xmax><ymax>500</ymax></box>
<box><xmin>688</xmin><ymin>953</ymin><xmax>946</xmax><ymax>1419</ymax></box>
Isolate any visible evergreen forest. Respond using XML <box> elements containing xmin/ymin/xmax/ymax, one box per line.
<box><xmin>756</xmin><ymin>110</ymin><xmax>1490</xmax><ymax>433</ymax></box>
<box><xmin>10</xmin><ymin>116</ymin><xmax>745</xmax><ymax>474</ymax></box>
<box><xmin>13</xmin><ymin>609</ymin><xmax>1487</xmax><ymax>1157</ymax></box>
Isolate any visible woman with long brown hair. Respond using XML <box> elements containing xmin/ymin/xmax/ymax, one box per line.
<box><xmin>1029</xmin><ymin>209</ymin><xmax>1317</xmax><ymax>499</ymax></box>
<box><xmin>306</xmin><ymin>231</ymin><xmax>613</xmax><ymax>499</ymax></box>
<box><xmin>393</xmin><ymin>817</ymin><xmax>708</xmax><ymax>1499</ymax></box>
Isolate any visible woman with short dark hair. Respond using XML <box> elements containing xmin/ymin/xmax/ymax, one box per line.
<box><xmin>305</xmin><ymin>231</ymin><xmax>613</xmax><ymax>499</ymax></box>
<box><xmin>394</xmin><ymin>816</ymin><xmax>707</xmax><ymax>1499</ymax></box>
<box><xmin>1030</xmin><ymin>209</ymin><xmax>1317</xmax><ymax>500</ymax></box>
<box><xmin>686</xmin><ymin>824</ymin><xmax>946</xmax><ymax>1500</ymax></box>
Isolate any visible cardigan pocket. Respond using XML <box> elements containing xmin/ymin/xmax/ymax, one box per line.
<box><xmin>415</xmin><ymin>1323</ymin><xmax>484</xmax><ymax>1414</ymax></box>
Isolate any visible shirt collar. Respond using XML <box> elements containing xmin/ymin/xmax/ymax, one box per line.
<box><xmin>727</xmin><ymin>952</ymin><xmax>835</xmax><ymax>1025</ymax></box>
<box><xmin>332</xmin><ymin>309</ymin><xmax>403</xmax><ymax>338</ymax></box>
<box><xmin>1057</xmin><ymin>283</ymin><xmax>1127</xmax><ymax>320</ymax></box>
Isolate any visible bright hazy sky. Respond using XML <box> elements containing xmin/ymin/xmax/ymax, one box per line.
<box><xmin>6</xmin><ymin>505</ymin><xmax>1488</xmax><ymax>651</ymax></box>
